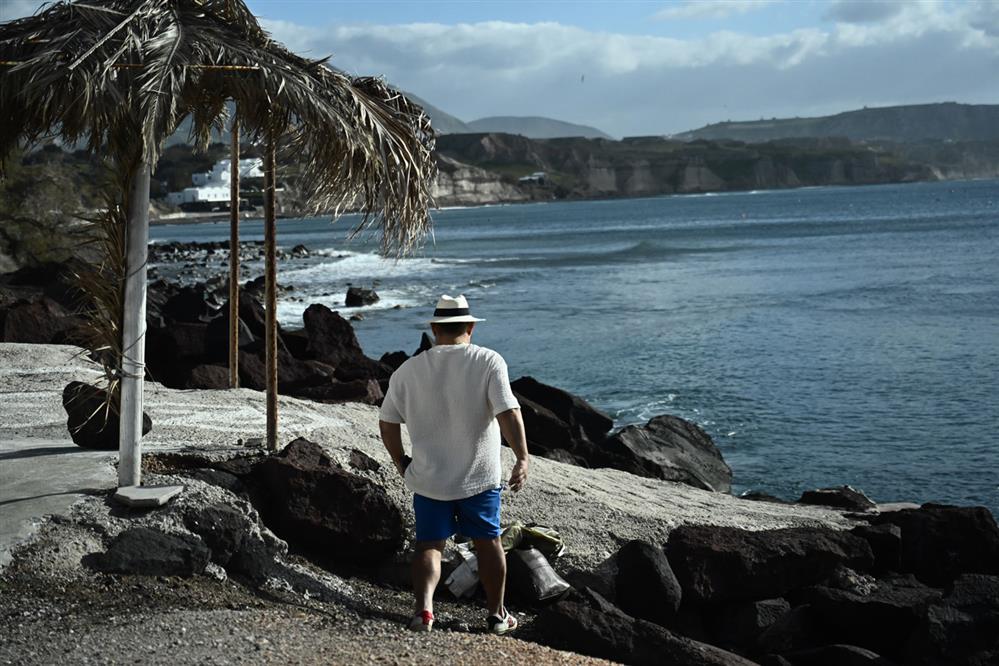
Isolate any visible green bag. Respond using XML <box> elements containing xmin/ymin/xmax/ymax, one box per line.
<box><xmin>499</xmin><ymin>521</ymin><xmax>567</xmax><ymax>559</ymax></box>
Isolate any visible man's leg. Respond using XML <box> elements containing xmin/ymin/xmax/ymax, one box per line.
<box><xmin>473</xmin><ymin>536</ymin><xmax>507</xmax><ymax>617</ymax></box>
<box><xmin>412</xmin><ymin>540</ymin><xmax>446</xmax><ymax>614</ymax></box>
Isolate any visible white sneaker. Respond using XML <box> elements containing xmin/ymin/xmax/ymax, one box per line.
<box><xmin>487</xmin><ymin>609</ymin><xmax>518</xmax><ymax>635</ymax></box>
<box><xmin>408</xmin><ymin>610</ymin><xmax>434</xmax><ymax>632</ymax></box>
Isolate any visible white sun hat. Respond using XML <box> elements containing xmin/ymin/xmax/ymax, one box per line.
<box><xmin>429</xmin><ymin>294</ymin><xmax>485</xmax><ymax>324</ymax></box>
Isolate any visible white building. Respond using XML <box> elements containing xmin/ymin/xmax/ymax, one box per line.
<box><xmin>518</xmin><ymin>171</ymin><xmax>546</xmax><ymax>184</ymax></box>
<box><xmin>166</xmin><ymin>158</ymin><xmax>263</xmax><ymax>206</ymax></box>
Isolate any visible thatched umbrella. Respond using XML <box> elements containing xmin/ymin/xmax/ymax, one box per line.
<box><xmin>0</xmin><ymin>0</ymin><xmax>436</xmax><ymax>486</ymax></box>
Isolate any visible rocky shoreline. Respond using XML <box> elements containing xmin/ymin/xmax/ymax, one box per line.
<box><xmin>2</xmin><ymin>250</ymin><xmax>998</xmax><ymax>665</ymax></box>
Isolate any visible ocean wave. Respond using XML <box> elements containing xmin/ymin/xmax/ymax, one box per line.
<box><xmin>280</xmin><ymin>250</ymin><xmax>441</xmax><ymax>284</ymax></box>
<box><xmin>276</xmin><ymin>287</ymin><xmax>424</xmax><ymax>327</ymax></box>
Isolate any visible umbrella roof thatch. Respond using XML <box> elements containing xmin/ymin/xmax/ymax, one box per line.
<box><xmin>0</xmin><ymin>0</ymin><xmax>436</xmax><ymax>253</ymax></box>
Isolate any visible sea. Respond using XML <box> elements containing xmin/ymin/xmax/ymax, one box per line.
<box><xmin>150</xmin><ymin>179</ymin><xmax>999</xmax><ymax>513</ymax></box>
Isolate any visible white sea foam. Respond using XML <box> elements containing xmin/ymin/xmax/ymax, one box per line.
<box><xmin>280</xmin><ymin>250</ymin><xmax>441</xmax><ymax>284</ymax></box>
<box><xmin>277</xmin><ymin>287</ymin><xmax>424</xmax><ymax>327</ymax></box>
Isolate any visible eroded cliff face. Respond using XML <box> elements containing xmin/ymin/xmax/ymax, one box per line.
<box><xmin>430</xmin><ymin>133</ymin><xmax>938</xmax><ymax>207</ymax></box>
<box><xmin>431</xmin><ymin>155</ymin><xmax>533</xmax><ymax>207</ymax></box>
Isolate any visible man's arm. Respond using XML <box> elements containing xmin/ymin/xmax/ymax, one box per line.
<box><xmin>496</xmin><ymin>408</ymin><xmax>529</xmax><ymax>492</ymax></box>
<box><xmin>379</xmin><ymin>420</ymin><xmax>410</xmax><ymax>477</ymax></box>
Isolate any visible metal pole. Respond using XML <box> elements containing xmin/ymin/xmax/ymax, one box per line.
<box><xmin>118</xmin><ymin>160</ymin><xmax>151</xmax><ymax>487</ymax></box>
<box><xmin>228</xmin><ymin>115</ymin><xmax>240</xmax><ymax>388</ymax></box>
<box><xmin>264</xmin><ymin>129</ymin><xmax>278</xmax><ymax>451</ymax></box>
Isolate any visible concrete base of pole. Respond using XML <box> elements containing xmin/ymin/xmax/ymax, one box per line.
<box><xmin>113</xmin><ymin>485</ymin><xmax>184</xmax><ymax>508</ymax></box>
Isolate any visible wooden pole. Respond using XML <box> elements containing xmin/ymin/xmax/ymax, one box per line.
<box><xmin>264</xmin><ymin>129</ymin><xmax>278</xmax><ymax>451</ymax></box>
<box><xmin>228</xmin><ymin>116</ymin><xmax>240</xmax><ymax>388</ymax></box>
<box><xmin>118</xmin><ymin>160</ymin><xmax>151</xmax><ymax>487</ymax></box>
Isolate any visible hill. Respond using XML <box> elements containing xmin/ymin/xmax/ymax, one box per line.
<box><xmin>400</xmin><ymin>92</ymin><xmax>472</xmax><ymax>134</ymax></box>
<box><xmin>465</xmin><ymin>115</ymin><xmax>612</xmax><ymax>140</ymax></box>
<box><xmin>673</xmin><ymin>102</ymin><xmax>999</xmax><ymax>144</ymax></box>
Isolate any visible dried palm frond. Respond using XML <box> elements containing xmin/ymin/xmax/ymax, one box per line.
<box><xmin>0</xmin><ymin>0</ymin><xmax>436</xmax><ymax>254</ymax></box>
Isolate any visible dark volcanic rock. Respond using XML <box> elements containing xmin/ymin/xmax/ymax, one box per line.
<box><xmin>302</xmin><ymin>303</ymin><xmax>365</xmax><ymax>364</ymax></box>
<box><xmin>665</xmin><ymin>526</ymin><xmax>874</xmax><ymax>605</ymax></box>
<box><xmin>802</xmin><ymin>574</ymin><xmax>942</xmax><ymax>659</ymax></box>
<box><xmin>161</xmin><ymin>285</ymin><xmax>217</xmax><ymax>323</ymax></box>
<box><xmin>302</xmin><ymin>303</ymin><xmax>390</xmax><ymax>380</ymax></box>
<box><xmin>0</xmin><ymin>297</ymin><xmax>81</xmax><ymax>344</ymax></box>
<box><xmin>290</xmin><ymin>379</ymin><xmax>383</xmax><ymax>405</ymax></box>
<box><xmin>614</xmin><ymin>540</ymin><xmax>682</xmax><ymax>626</ymax></box>
<box><xmin>535</xmin><ymin>589</ymin><xmax>758</xmax><ymax>666</ymax></box>
<box><xmin>248</xmin><ymin>438</ymin><xmax>404</xmax><ymax>564</ymax></box>
<box><xmin>850</xmin><ymin>523</ymin><xmax>902</xmax><ymax>574</ymax></box>
<box><xmin>345</xmin><ymin>286</ymin><xmax>379</xmax><ymax>307</ymax></box>
<box><xmin>182</xmin><ymin>364</ymin><xmax>231</xmax><ymax>390</ymax></box>
<box><xmin>89</xmin><ymin>527</ymin><xmax>209</xmax><ymax>577</ymax></box>
<box><xmin>183</xmin><ymin>505</ymin><xmax>248</xmax><ymax>566</ymax></box>
<box><xmin>380</xmin><ymin>350</ymin><xmax>409</xmax><ymax>371</ymax></box>
<box><xmin>711</xmin><ymin>598</ymin><xmax>790</xmax><ymax>653</ymax></box>
<box><xmin>905</xmin><ymin>574</ymin><xmax>999</xmax><ymax>666</ymax></box>
<box><xmin>867</xmin><ymin>503</ymin><xmax>999</xmax><ymax>586</ymax></box>
<box><xmin>237</xmin><ymin>349</ymin><xmax>333</xmax><ymax>393</ymax></box>
<box><xmin>413</xmin><ymin>332</ymin><xmax>433</xmax><ymax>356</ymax></box>
<box><xmin>756</xmin><ymin>604</ymin><xmax>822</xmax><ymax>655</ymax></box>
<box><xmin>512</xmin><ymin>376</ymin><xmax>613</xmax><ymax>443</ymax></box>
<box><xmin>62</xmin><ymin>381</ymin><xmax>152</xmax><ymax>450</ymax></box>
<box><xmin>799</xmin><ymin>486</ymin><xmax>877</xmax><ymax>512</ymax></box>
<box><xmin>601</xmin><ymin>415</ymin><xmax>733</xmax><ymax>492</ymax></box>
<box><xmin>780</xmin><ymin>644</ymin><xmax>894</xmax><ymax>666</ymax></box>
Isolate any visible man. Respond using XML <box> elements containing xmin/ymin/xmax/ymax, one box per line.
<box><xmin>379</xmin><ymin>294</ymin><xmax>529</xmax><ymax>635</ymax></box>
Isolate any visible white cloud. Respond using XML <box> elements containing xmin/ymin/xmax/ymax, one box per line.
<box><xmin>823</xmin><ymin>0</ymin><xmax>905</xmax><ymax>24</ymax></box>
<box><xmin>653</xmin><ymin>0</ymin><xmax>779</xmax><ymax>21</ymax></box>
<box><xmin>259</xmin><ymin>6</ymin><xmax>999</xmax><ymax>137</ymax></box>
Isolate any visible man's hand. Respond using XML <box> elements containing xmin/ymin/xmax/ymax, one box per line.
<box><xmin>508</xmin><ymin>457</ymin><xmax>529</xmax><ymax>492</ymax></box>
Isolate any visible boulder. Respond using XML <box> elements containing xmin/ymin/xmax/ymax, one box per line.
<box><xmin>600</xmin><ymin>415</ymin><xmax>733</xmax><ymax>492</ymax></box>
<box><xmin>614</xmin><ymin>540</ymin><xmax>683</xmax><ymax>626</ymax></box>
<box><xmin>799</xmin><ymin>486</ymin><xmax>877</xmax><ymax>512</ymax></box>
<box><xmin>665</xmin><ymin>526</ymin><xmax>874</xmax><ymax>605</ymax></box>
<box><xmin>904</xmin><ymin>574</ymin><xmax>999</xmax><ymax>666</ymax></box>
<box><xmin>88</xmin><ymin>527</ymin><xmax>209</xmax><ymax>577</ymax></box>
<box><xmin>711</xmin><ymin>598</ymin><xmax>791</xmax><ymax>653</ymax></box>
<box><xmin>535</xmin><ymin>588</ymin><xmax>759</xmax><ymax>666</ymax></box>
<box><xmin>850</xmin><ymin>523</ymin><xmax>902</xmax><ymax>574</ymax></box>
<box><xmin>301</xmin><ymin>303</ymin><xmax>391</xmax><ymax>380</ymax></box>
<box><xmin>801</xmin><ymin>574</ymin><xmax>942</xmax><ymax>659</ymax></box>
<box><xmin>147</xmin><ymin>321</ymin><xmax>210</xmax><ymax>361</ymax></box>
<box><xmin>290</xmin><ymin>379</ymin><xmax>384</xmax><ymax>405</ymax></box>
<box><xmin>182</xmin><ymin>364</ymin><xmax>231</xmax><ymax>390</ymax></box>
<box><xmin>514</xmin><ymin>392</ymin><xmax>594</xmax><ymax>465</ymax></box>
<box><xmin>290</xmin><ymin>244</ymin><xmax>309</xmax><ymax>258</ymax></box>
<box><xmin>302</xmin><ymin>303</ymin><xmax>366</xmax><ymax>364</ymax></box>
<box><xmin>1</xmin><ymin>259</ymin><xmax>86</xmax><ymax>310</ymax></box>
<box><xmin>756</xmin><ymin>604</ymin><xmax>822</xmax><ymax>655</ymax></box>
<box><xmin>203</xmin><ymin>312</ymin><xmax>257</xmax><ymax>361</ymax></box>
<box><xmin>345</xmin><ymin>286</ymin><xmax>379</xmax><ymax>307</ymax></box>
<box><xmin>780</xmin><ymin>644</ymin><xmax>894</xmax><ymax>666</ymax></box>
<box><xmin>380</xmin><ymin>350</ymin><xmax>409</xmax><ymax>371</ymax></box>
<box><xmin>238</xmin><ymin>349</ymin><xmax>334</xmax><ymax>393</ymax></box>
<box><xmin>248</xmin><ymin>438</ymin><xmax>404</xmax><ymax>564</ymax></box>
<box><xmin>161</xmin><ymin>285</ymin><xmax>217</xmax><ymax>323</ymax></box>
<box><xmin>867</xmin><ymin>504</ymin><xmax>999</xmax><ymax>586</ymax></box>
<box><xmin>413</xmin><ymin>332</ymin><xmax>433</xmax><ymax>356</ymax></box>
<box><xmin>62</xmin><ymin>381</ymin><xmax>152</xmax><ymax>450</ymax></box>
<box><xmin>0</xmin><ymin>297</ymin><xmax>80</xmax><ymax>344</ymax></box>
<box><xmin>182</xmin><ymin>502</ymin><xmax>286</xmax><ymax>581</ymax></box>
<box><xmin>512</xmin><ymin>376</ymin><xmax>613</xmax><ymax>443</ymax></box>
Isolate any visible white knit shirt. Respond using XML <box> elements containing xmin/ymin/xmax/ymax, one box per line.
<box><xmin>379</xmin><ymin>343</ymin><xmax>520</xmax><ymax>501</ymax></box>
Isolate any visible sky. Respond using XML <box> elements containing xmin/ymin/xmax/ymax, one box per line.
<box><xmin>3</xmin><ymin>0</ymin><xmax>999</xmax><ymax>137</ymax></box>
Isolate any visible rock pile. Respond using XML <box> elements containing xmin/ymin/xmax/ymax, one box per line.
<box><xmin>538</xmin><ymin>503</ymin><xmax>999</xmax><ymax>665</ymax></box>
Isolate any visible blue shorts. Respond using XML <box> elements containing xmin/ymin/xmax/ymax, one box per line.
<box><xmin>413</xmin><ymin>487</ymin><xmax>502</xmax><ymax>542</ymax></box>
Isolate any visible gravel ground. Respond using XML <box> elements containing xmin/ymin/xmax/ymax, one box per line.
<box><xmin>0</xmin><ymin>343</ymin><xmax>861</xmax><ymax>664</ymax></box>
<box><xmin>0</xmin><ymin>520</ymin><xmax>609</xmax><ymax>665</ymax></box>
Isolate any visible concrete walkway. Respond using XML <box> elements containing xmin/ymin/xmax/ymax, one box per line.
<box><xmin>0</xmin><ymin>437</ymin><xmax>114</xmax><ymax>568</ymax></box>
<box><xmin>0</xmin><ymin>343</ymin><xmax>115</xmax><ymax>568</ymax></box>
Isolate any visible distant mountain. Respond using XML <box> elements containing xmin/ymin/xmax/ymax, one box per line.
<box><xmin>402</xmin><ymin>92</ymin><xmax>472</xmax><ymax>134</ymax></box>
<box><xmin>465</xmin><ymin>116</ymin><xmax>612</xmax><ymax>140</ymax></box>
<box><xmin>673</xmin><ymin>103</ymin><xmax>999</xmax><ymax>144</ymax></box>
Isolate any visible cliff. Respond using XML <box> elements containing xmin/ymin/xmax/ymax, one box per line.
<box><xmin>674</xmin><ymin>102</ymin><xmax>999</xmax><ymax>144</ymax></box>
<box><xmin>431</xmin><ymin>133</ymin><xmax>936</xmax><ymax>205</ymax></box>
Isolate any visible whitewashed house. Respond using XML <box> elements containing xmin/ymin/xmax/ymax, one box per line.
<box><xmin>167</xmin><ymin>158</ymin><xmax>264</xmax><ymax>207</ymax></box>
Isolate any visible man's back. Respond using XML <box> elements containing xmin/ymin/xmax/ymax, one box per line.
<box><xmin>379</xmin><ymin>343</ymin><xmax>519</xmax><ymax>501</ymax></box>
